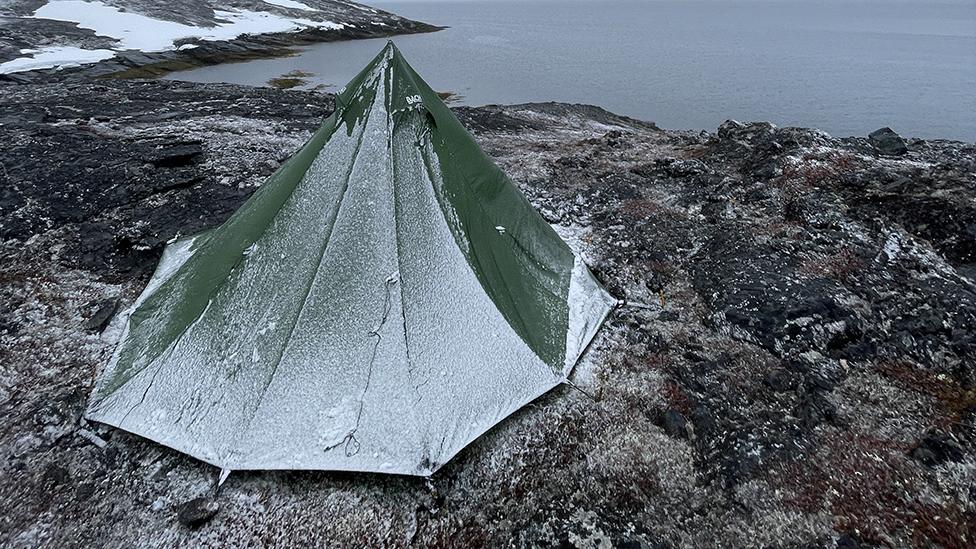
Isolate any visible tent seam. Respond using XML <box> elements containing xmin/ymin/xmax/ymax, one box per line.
<box><xmin>102</xmin><ymin>122</ymin><xmax>339</xmax><ymax>400</ymax></box>
<box><xmin>389</xmin><ymin>99</ymin><xmax>417</xmax><ymax>398</ymax></box>
<box><xmin>391</xmin><ymin>55</ymin><xmax>536</xmax><ymax>337</ymax></box>
<box><xmin>419</xmin><ymin>138</ymin><xmax>564</xmax><ymax>370</ymax></box>
<box><xmin>388</xmin><ymin>64</ymin><xmax>432</xmax><ymax>470</ymax></box>
<box><xmin>231</xmin><ymin>102</ymin><xmax>374</xmax><ymax>460</ymax></box>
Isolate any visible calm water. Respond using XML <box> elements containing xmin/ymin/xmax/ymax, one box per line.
<box><xmin>167</xmin><ymin>0</ymin><xmax>976</xmax><ymax>140</ymax></box>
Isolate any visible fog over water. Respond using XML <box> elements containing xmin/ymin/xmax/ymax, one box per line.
<box><xmin>167</xmin><ymin>0</ymin><xmax>976</xmax><ymax>140</ymax></box>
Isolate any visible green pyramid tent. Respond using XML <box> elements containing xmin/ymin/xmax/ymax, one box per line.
<box><xmin>87</xmin><ymin>42</ymin><xmax>616</xmax><ymax>475</ymax></box>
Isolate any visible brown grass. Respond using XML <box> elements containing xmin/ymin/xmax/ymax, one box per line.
<box><xmin>777</xmin><ymin>151</ymin><xmax>863</xmax><ymax>189</ymax></box>
<box><xmin>879</xmin><ymin>360</ymin><xmax>976</xmax><ymax>428</ymax></box>
<box><xmin>620</xmin><ymin>198</ymin><xmax>666</xmax><ymax>219</ymax></box>
<box><xmin>799</xmin><ymin>248</ymin><xmax>866</xmax><ymax>282</ymax></box>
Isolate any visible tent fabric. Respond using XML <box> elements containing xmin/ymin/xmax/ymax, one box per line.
<box><xmin>86</xmin><ymin>42</ymin><xmax>617</xmax><ymax>476</ymax></box>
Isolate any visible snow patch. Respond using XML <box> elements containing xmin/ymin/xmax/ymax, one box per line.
<box><xmin>1</xmin><ymin>0</ymin><xmax>345</xmax><ymax>74</ymax></box>
<box><xmin>878</xmin><ymin>232</ymin><xmax>902</xmax><ymax>264</ymax></box>
<box><xmin>34</xmin><ymin>0</ymin><xmax>343</xmax><ymax>51</ymax></box>
<box><xmin>0</xmin><ymin>46</ymin><xmax>114</xmax><ymax>73</ymax></box>
<box><xmin>263</xmin><ymin>0</ymin><xmax>317</xmax><ymax>11</ymax></box>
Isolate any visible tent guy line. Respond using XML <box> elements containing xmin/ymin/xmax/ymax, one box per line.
<box><xmin>343</xmin><ymin>271</ymin><xmax>402</xmax><ymax>458</ymax></box>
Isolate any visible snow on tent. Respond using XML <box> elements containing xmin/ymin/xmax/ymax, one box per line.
<box><xmin>86</xmin><ymin>42</ymin><xmax>616</xmax><ymax>476</ymax></box>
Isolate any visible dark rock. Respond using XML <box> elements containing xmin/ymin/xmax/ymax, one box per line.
<box><xmin>805</xmin><ymin>368</ymin><xmax>841</xmax><ymax>393</ymax></box>
<box><xmin>868</xmin><ymin>127</ymin><xmax>908</xmax><ymax>156</ymax></box>
<box><xmin>881</xmin><ymin>176</ymin><xmax>913</xmax><ymax>193</ymax></box>
<box><xmin>658</xmin><ymin>310</ymin><xmax>680</xmax><ymax>322</ymax></box>
<box><xmin>177</xmin><ymin>496</ymin><xmax>219</xmax><ymax>528</ymax></box>
<box><xmin>101</xmin><ymin>446</ymin><xmax>120</xmax><ymax>467</ymax></box>
<box><xmin>556</xmin><ymin>154</ymin><xmax>590</xmax><ymax>170</ymax></box>
<box><xmin>911</xmin><ymin>432</ymin><xmax>964</xmax><ymax>467</ymax></box>
<box><xmin>454</xmin><ymin>105</ymin><xmax>548</xmax><ymax>133</ymax></box>
<box><xmin>690</xmin><ymin>405</ymin><xmax>717</xmax><ymax>438</ymax></box>
<box><xmin>663</xmin><ymin>409</ymin><xmax>691</xmax><ymax>439</ymax></box>
<box><xmin>717</xmin><ymin>120</ymin><xmax>775</xmax><ymax>144</ymax></box>
<box><xmin>0</xmin><ymin>301</ymin><xmax>18</xmax><ymax>335</ymax></box>
<box><xmin>717</xmin><ymin>119</ymin><xmax>747</xmax><ymax>139</ymax></box>
<box><xmin>764</xmin><ymin>368</ymin><xmax>798</xmax><ymax>393</ymax></box>
<box><xmin>653</xmin><ymin>157</ymin><xmax>707</xmax><ymax>177</ymax></box>
<box><xmin>75</xmin><ymin>483</ymin><xmax>95</xmax><ymax>500</ymax></box>
<box><xmin>141</xmin><ymin>141</ymin><xmax>203</xmax><ymax>168</ymax></box>
<box><xmin>84</xmin><ymin>298</ymin><xmax>119</xmax><ymax>333</ymax></box>
<box><xmin>836</xmin><ymin>533</ymin><xmax>863</xmax><ymax>549</ymax></box>
<box><xmin>43</xmin><ymin>464</ymin><xmax>70</xmax><ymax>486</ymax></box>
<box><xmin>839</xmin><ymin>339</ymin><xmax>877</xmax><ymax>361</ymax></box>
<box><xmin>798</xmin><ymin>393</ymin><xmax>837</xmax><ymax>428</ymax></box>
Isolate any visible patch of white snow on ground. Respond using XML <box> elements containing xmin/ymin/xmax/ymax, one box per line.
<box><xmin>1</xmin><ymin>0</ymin><xmax>345</xmax><ymax>74</ymax></box>
<box><xmin>34</xmin><ymin>0</ymin><xmax>343</xmax><ymax>51</ymax></box>
<box><xmin>0</xmin><ymin>46</ymin><xmax>115</xmax><ymax>73</ymax></box>
<box><xmin>263</xmin><ymin>0</ymin><xmax>317</xmax><ymax>11</ymax></box>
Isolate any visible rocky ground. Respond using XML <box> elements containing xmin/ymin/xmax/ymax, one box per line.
<box><xmin>0</xmin><ymin>0</ymin><xmax>440</xmax><ymax>83</ymax></box>
<box><xmin>0</xmin><ymin>79</ymin><xmax>974</xmax><ymax>547</ymax></box>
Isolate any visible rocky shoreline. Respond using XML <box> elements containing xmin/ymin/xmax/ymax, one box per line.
<box><xmin>1</xmin><ymin>79</ymin><xmax>974</xmax><ymax>547</ymax></box>
<box><xmin>0</xmin><ymin>0</ymin><xmax>442</xmax><ymax>84</ymax></box>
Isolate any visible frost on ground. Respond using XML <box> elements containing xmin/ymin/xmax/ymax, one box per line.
<box><xmin>1</xmin><ymin>81</ymin><xmax>975</xmax><ymax>547</ymax></box>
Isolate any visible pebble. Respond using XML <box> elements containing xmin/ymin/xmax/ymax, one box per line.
<box><xmin>177</xmin><ymin>496</ymin><xmax>220</xmax><ymax>527</ymax></box>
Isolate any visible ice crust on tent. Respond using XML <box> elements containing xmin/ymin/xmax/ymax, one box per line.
<box><xmin>565</xmin><ymin>257</ymin><xmax>618</xmax><ymax>374</ymax></box>
<box><xmin>87</xmin><ymin>43</ymin><xmax>615</xmax><ymax>475</ymax></box>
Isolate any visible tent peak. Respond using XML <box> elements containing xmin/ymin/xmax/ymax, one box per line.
<box><xmin>85</xmin><ymin>43</ymin><xmax>615</xmax><ymax>475</ymax></box>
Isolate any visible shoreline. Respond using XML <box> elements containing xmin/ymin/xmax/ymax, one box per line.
<box><xmin>0</xmin><ymin>6</ymin><xmax>443</xmax><ymax>85</ymax></box>
<box><xmin>0</xmin><ymin>23</ymin><xmax>444</xmax><ymax>85</ymax></box>
<box><xmin>108</xmin><ymin>22</ymin><xmax>445</xmax><ymax>80</ymax></box>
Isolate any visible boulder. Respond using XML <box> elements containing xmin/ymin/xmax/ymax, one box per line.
<box><xmin>663</xmin><ymin>409</ymin><xmax>692</xmax><ymax>439</ymax></box>
<box><xmin>911</xmin><ymin>432</ymin><xmax>964</xmax><ymax>467</ymax></box>
<box><xmin>868</xmin><ymin>127</ymin><xmax>908</xmax><ymax>155</ymax></box>
<box><xmin>84</xmin><ymin>298</ymin><xmax>119</xmax><ymax>333</ymax></box>
<box><xmin>718</xmin><ymin>120</ymin><xmax>776</xmax><ymax>144</ymax></box>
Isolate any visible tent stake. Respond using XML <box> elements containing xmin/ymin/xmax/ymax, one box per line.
<box><xmin>564</xmin><ymin>379</ymin><xmax>597</xmax><ymax>402</ymax></box>
<box><xmin>218</xmin><ymin>468</ymin><xmax>231</xmax><ymax>487</ymax></box>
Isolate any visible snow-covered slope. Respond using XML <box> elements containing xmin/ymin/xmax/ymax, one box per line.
<box><xmin>0</xmin><ymin>0</ymin><xmax>427</xmax><ymax>75</ymax></box>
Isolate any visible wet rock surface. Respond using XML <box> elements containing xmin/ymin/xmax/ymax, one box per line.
<box><xmin>1</xmin><ymin>80</ymin><xmax>975</xmax><ymax>547</ymax></box>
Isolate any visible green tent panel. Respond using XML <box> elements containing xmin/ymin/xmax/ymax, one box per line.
<box><xmin>86</xmin><ymin>42</ymin><xmax>616</xmax><ymax>475</ymax></box>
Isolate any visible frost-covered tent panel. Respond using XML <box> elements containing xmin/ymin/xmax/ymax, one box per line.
<box><xmin>86</xmin><ymin>43</ymin><xmax>616</xmax><ymax>476</ymax></box>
